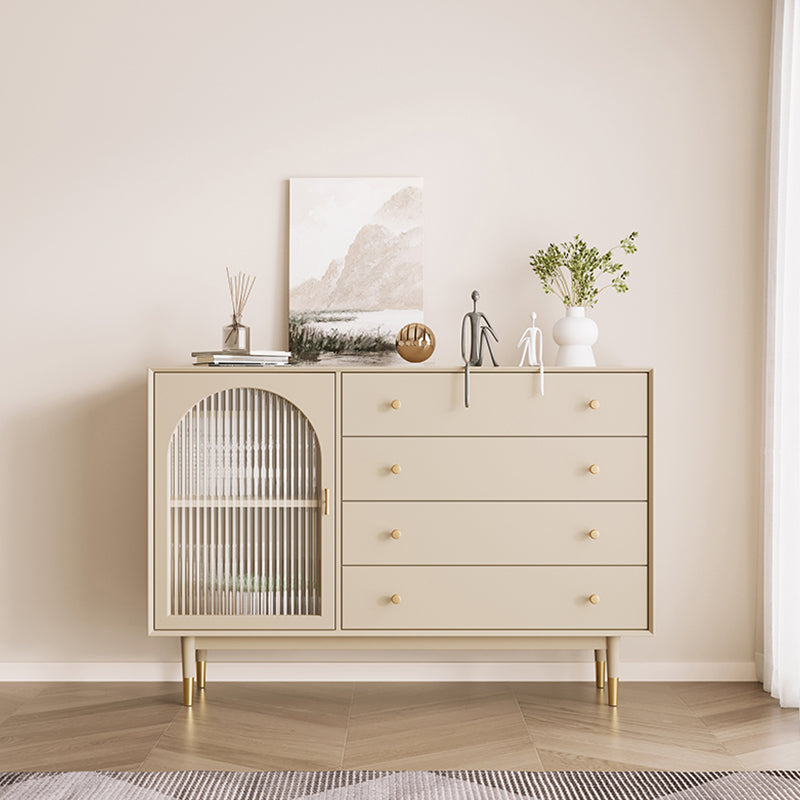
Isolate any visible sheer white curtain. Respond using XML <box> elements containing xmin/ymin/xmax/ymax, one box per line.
<box><xmin>763</xmin><ymin>0</ymin><xmax>800</xmax><ymax>708</ymax></box>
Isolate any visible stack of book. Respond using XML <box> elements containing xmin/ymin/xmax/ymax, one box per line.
<box><xmin>192</xmin><ymin>350</ymin><xmax>291</xmax><ymax>367</ymax></box>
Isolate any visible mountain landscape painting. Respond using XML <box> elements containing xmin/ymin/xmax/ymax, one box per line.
<box><xmin>289</xmin><ymin>177</ymin><xmax>423</xmax><ymax>362</ymax></box>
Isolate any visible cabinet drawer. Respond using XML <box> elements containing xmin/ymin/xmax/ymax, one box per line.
<box><xmin>342</xmin><ymin>371</ymin><xmax>648</xmax><ymax>437</ymax></box>
<box><xmin>342</xmin><ymin>566</ymin><xmax>648</xmax><ymax>630</ymax></box>
<box><xmin>342</xmin><ymin>437</ymin><xmax>647</xmax><ymax>501</ymax></box>
<box><xmin>342</xmin><ymin>502</ymin><xmax>648</xmax><ymax>565</ymax></box>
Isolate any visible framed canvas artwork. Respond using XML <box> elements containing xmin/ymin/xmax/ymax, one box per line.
<box><xmin>289</xmin><ymin>177</ymin><xmax>423</xmax><ymax>362</ymax></box>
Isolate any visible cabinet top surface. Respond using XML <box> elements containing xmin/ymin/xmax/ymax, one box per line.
<box><xmin>150</xmin><ymin>365</ymin><xmax>653</xmax><ymax>375</ymax></box>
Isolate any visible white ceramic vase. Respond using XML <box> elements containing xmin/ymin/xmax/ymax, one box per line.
<box><xmin>552</xmin><ymin>306</ymin><xmax>598</xmax><ymax>366</ymax></box>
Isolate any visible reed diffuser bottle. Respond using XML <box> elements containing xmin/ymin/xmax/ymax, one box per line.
<box><xmin>223</xmin><ymin>268</ymin><xmax>256</xmax><ymax>352</ymax></box>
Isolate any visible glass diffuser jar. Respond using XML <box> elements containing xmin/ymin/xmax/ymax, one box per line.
<box><xmin>222</xmin><ymin>315</ymin><xmax>250</xmax><ymax>352</ymax></box>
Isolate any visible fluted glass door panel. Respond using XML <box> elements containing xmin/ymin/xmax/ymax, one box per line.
<box><xmin>167</xmin><ymin>388</ymin><xmax>322</xmax><ymax>618</ymax></box>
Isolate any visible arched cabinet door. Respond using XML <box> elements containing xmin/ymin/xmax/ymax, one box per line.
<box><xmin>150</xmin><ymin>371</ymin><xmax>335</xmax><ymax>631</ymax></box>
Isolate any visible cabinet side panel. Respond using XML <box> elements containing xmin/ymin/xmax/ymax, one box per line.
<box><xmin>148</xmin><ymin>370</ymin><xmax>156</xmax><ymax>634</ymax></box>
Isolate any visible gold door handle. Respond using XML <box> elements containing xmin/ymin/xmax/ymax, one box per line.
<box><xmin>589</xmin><ymin>593</ymin><xmax>600</xmax><ymax>605</ymax></box>
<box><xmin>391</xmin><ymin>399</ymin><xmax>402</xmax><ymax>410</ymax></box>
<box><xmin>588</xmin><ymin>529</ymin><xmax>600</xmax><ymax>540</ymax></box>
<box><xmin>324</xmin><ymin>488</ymin><xmax>330</xmax><ymax>516</ymax></box>
<box><xmin>588</xmin><ymin>464</ymin><xmax>600</xmax><ymax>475</ymax></box>
<box><xmin>390</xmin><ymin>529</ymin><xmax>402</xmax><ymax>540</ymax></box>
<box><xmin>391</xmin><ymin>464</ymin><xmax>402</xmax><ymax>475</ymax></box>
<box><xmin>391</xmin><ymin>593</ymin><xmax>402</xmax><ymax>605</ymax></box>
<box><xmin>589</xmin><ymin>399</ymin><xmax>600</xmax><ymax>410</ymax></box>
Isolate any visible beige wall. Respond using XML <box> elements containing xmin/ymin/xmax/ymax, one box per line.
<box><xmin>0</xmin><ymin>0</ymin><xmax>769</xmax><ymax>672</ymax></box>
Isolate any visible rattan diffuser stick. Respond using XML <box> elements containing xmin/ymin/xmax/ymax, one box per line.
<box><xmin>227</xmin><ymin>267</ymin><xmax>256</xmax><ymax>321</ymax></box>
<box><xmin>223</xmin><ymin>268</ymin><xmax>256</xmax><ymax>351</ymax></box>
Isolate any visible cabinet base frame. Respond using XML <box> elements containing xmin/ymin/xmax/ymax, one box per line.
<box><xmin>174</xmin><ymin>634</ymin><xmax>624</xmax><ymax>706</ymax></box>
<box><xmin>186</xmin><ymin>634</ymin><xmax>633</xmax><ymax>649</ymax></box>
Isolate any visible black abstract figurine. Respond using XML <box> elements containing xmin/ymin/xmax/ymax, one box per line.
<box><xmin>460</xmin><ymin>290</ymin><xmax>499</xmax><ymax>407</ymax></box>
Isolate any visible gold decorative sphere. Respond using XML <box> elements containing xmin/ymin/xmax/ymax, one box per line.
<box><xmin>396</xmin><ymin>323</ymin><xmax>436</xmax><ymax>363</ymax></box>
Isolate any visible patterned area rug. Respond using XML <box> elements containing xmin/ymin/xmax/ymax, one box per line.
<box><xmin>1</xmin><ymin>771</ymin><xmax>799</xmax><ymax>799</ymax></box>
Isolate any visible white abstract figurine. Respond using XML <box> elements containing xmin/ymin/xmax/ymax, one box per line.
<box><xmin>517</xmin><ymin>312</ymin><xmax>545</xmax><ymax>395</ymax></box>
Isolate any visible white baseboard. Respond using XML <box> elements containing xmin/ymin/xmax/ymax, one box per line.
<box><xmin>0</xmin><ymin>661</ymin><xmax>758</xmax><ymax>682</ymax></box>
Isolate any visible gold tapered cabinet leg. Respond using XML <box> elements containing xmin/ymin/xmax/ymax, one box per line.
<box><xmin>196</xmin><ymin>660</ymin><xmax>206</xmax><ymax>690</ymax></box>
<box><xmin>595</xmin><ymin>660</ymin><xmax>606</xmax><ymax>689</ymax></box>
<box><xmin>183</xmin><ymin>677</ymin><xmax>194</xmax><ymax>707</ymax></box>
<box><xmin>608</xmin><ymin>677</ymin><xmax>619</xmax><ymax>707</ymax></box>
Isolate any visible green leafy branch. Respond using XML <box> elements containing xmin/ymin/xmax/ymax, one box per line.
<box><xmin>529</xmin><ymin>232</ymin><xmax>638</xmax><ymax>308</ymax></box>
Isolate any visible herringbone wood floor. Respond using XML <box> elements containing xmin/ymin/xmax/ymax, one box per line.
<box><xmin>0</xmin><ymin>682</ymin><xmax>797</xmax><ymax>772</ymax></box>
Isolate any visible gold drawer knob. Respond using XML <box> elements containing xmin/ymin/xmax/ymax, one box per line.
<box><xmin>391</xmin><ymin>464</ymin><xmax>402</xmax><ymax>475</ymax></box>
<box><xmin>589</xmin><ymin>593</ymin><xmax>600</xmax><ymax>605</ymax></box>
<box><xmin>588</xmin><ymin>464</ymin><xmax>600</xmax><ymax>475</ymax></box>
<box><xmin>391</xmin><ymin>399</ymin><xmax>402</xmax><ymax>410</ymax></box>
<box><xmin>390</xmin><ymin>529</ymin><xmax>402</xmax><ymax>540</ymax></box>
<box><xmin>589</xmin><ymin>399</ymin><xmax>600</xmax><ymax>410</ymax></box>
<box><xmin>391</xmin><ymin>593</ymin><xmax>402</xmax><ymax>605</ymax></box>
<box><xmin>588</xmin><ymin>529</ymin><xmax>600</xmax><ymax>540</ymax></box>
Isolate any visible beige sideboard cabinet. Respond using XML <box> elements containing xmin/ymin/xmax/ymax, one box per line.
<box><xmin>148</xmin><ymin>367</ymin><xmax>653</xmax><ymax>707</ymax></box>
